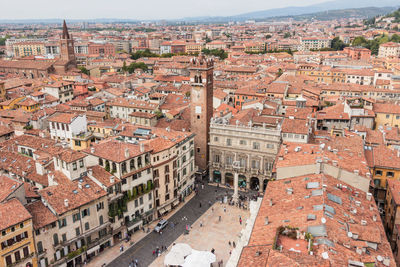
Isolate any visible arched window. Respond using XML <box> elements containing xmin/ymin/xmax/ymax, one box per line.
<box><xmin>121</xmin><ymin>162</ymin><xmax>127</xmax><ymax>174</ymax></box>
<box><xmin>130</xmin><ymin>159</ymin><xmax>135</xmax><ymax>170</ymax></box>
<box><xmin>112</xmin><ymin>162</ymin><xmax>117</xmax><ymax>173</ymax></box>
<box><xmin>137</xmin><ymin>157</ymin><xmax>142</xmax><ymax>168</ymax></box>
<box><xmin>53</xmin><ymin>234</ymin><xmax>59</xmax><ymax>245</ymax></box>
<box><xmin>199</xmin><ymin>75</ymin><xmax>202</xmax><ymax>83</ymax></box>
<box><xmin>194</xmin><ymin>75</ymin><xmax>198</xmax><ymax>83</ymax></box>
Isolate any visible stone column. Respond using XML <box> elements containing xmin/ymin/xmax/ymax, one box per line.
<box><xmin>232</xmin><ymin>171</ymin><xmax>239</xmax><ymax>204</ymax></box>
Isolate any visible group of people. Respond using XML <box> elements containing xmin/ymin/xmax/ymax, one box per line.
<box><xmin>128</xmin><ymin>259</ymin><xmax>139</xmax><ymax>267</ymax></box>
<box><xmin>152</xmin><ymin>246</ymin><xmax>167</xmax><ymax>257</ymax></box>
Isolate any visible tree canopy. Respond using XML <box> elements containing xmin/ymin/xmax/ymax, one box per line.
<box><xmin>201</xmin><ymin>48</ymin><xmax>228</xmax><ymax>60</ymax></box>
<box><xmin>330</xmin><ymin>37</ymin><xmax>348</xmax><ymax>50</ymax></box>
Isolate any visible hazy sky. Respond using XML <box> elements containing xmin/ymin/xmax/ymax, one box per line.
<box><xmin>2</xmin><ymin>0</ymin><xmax>331</xmax><ymax>20</ymax></box>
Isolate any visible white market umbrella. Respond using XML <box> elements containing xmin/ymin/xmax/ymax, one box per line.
<box><xmin>170</xmin><ymin>243</ymin><xmax>192</xmax><ymax>257</ymax></box>
<box><xmin>164</xmin><ymin>250</ymin><xmax>185</xmax><ymax>266</ymax></box>
<box><xmin>182</xmin><ymin>249</ymin><xmax>216</xmax><ymax>267</ymax></box>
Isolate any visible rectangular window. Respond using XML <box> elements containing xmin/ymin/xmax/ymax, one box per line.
<box><xmin>253</xmin><ymin>142</ymin><xmax>260</xmax><ymax>150</ymax></box>
<box><xmin>79</xmin><ymin>159</ymin><xmax>84</xmax><ymax>168</ymax></box>
<box><xmin>76</xmin><ymin>227</ymin><xmax>80</xmax><ymax>236</ymax></box>
<box><xmin>72</xmin><ymin>213</ymin><xmax>80</xmax><ymax>222</ymax></box>
<box><xmin>226</xmin><ymin>138</ymin><xmax>232</xmax><ymax>146</ymax></box>
<box><xmin>82</xmin><ymin>208</ymin><xmax>90</xmax><ymax>218</ymax></box>
<box><xmin>375</xmin><ymin>170</ymin><xmax>383</xmax><ymax>176</ymax></box>
<box><xmin>58</xmin><ymin>218</ymin><xmax>67</xmax><ymax>228</ymax></box>
<box><xmin>85</xmin><ymin>222</ymin><xmax>90</xmax><ymax>231</ymax></box>
<box><xmin>387</xmin><ymin>171</ymin><xmax>395</xmax><ymax>178</ymax></box>
<box><xmin>72</xmin><ymin>162</ymin><xmax>77</xmax><ymax>171</ymax></box>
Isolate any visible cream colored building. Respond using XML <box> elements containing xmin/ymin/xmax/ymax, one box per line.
<box><xmin>209</xmin><ymin>117</ymin><xmax>281</xmax><ymax>192</ymax></box>
<box><xmin>378</xmin><ymin>42</ymin><xmax>400</xmax><ymax>58</ymax></box>
<box><xmin>13</xmin><ymin>42</ymin><xmax>45</xmax><ymax>57</ymax></box>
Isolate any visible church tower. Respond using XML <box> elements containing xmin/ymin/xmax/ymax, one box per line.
<box><xmin>59</xmin><ymin>20</ymin><xmax>76</xmax><ymax>64</ymax></box>
<box><xmin>189</xmin><ymin>55</ymin><xmax>214</xmax><ymax>172</ymax></box>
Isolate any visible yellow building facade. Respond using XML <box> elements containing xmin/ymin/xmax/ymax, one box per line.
<box><xmin>13</xmin><ymin>42</ymin><xmax>45</xmax><ymax>58</ymax></box>
<box><xmin>0</xmin><ymin>199</ymin><xmax>37</xmax><ymax>267</ymax></box>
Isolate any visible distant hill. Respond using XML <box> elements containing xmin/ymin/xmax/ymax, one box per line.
<box><xmin>282</xmin><ymin>7</ymin><xmax>397</xmax><ymax>21</ymax></box>
<box><xmin>180</xmin><ymin>0</ymin><xmax>399</xmax><ymax>23</ymax></box>
<box><xmin>231</xmin><ymin>0</ymin><xmax>399</xmax><ymax>20</ymax></box>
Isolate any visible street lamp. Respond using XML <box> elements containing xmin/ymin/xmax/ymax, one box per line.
<box><xmin>232</xmin><ymin>161</ymin><xmax>240</xmax><ymax>204</ymax></box>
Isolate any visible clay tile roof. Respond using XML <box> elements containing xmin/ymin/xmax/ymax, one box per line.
<box><xmin>0</xmin><ymin>175</ymin><xmax>22</xmax><ymax>202</ymax></box>
<box><xmin>0</xmin><ymin>198</ymin><xmax>31</xmax><ymax>231</ymax></box>
<box><xmin>281</xmin><ymin>118</ymin><xmax>309</xmax><ymax>134</ymax></box>
<box><xmin>56</xmin><ymin>149</ymin><xmax>86</xmax><ymax>163</ymax></box>
<box><xmin>25</xmin><ymin>200</ymin><xmax>57</xmax><ymax>230</ymax></box>
<box><xmin>48</xmin><ymin>112</ymin><xmax>79</xmax><ymax>124</ymax></box>
<box><xmin>40</xmin><ymin>172</ymin><xmax>107</xmax><ymax>215</ymax></box>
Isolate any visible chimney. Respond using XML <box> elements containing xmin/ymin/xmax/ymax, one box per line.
<box><xmin>373</xmin><ymin>215</ymin><xmax>377</xmax><ymax>222</ymax></box>
<box><xmin>166</xmin><ymin>126</ymin><xmax>170</xmax><ymax>132</ymax></box>
<box><xmin>110</xmin><ymin>176</ymin><xmax>115</xmax><ymax>184</ymax></box>
<box><xmin>91</xmin><ymin>147</ymin><xmax>95</xmax><ymax>153</ymax></box>
<box><xmin>125</xmin><ymin>148</ymin><xmax>130</xmax><ymax>158</ymax></box>
<box><xmin>354</xmin><ymin>170</ymin><xmax>359</xmax><ymax>175</ymax></box>
<box><xmin>64</xmin><ymin>199</ymin><xmax>69</xmax><ymax>207</ymax></box>
<box><xmin>88</xmin><ymin>169</ymin><xmax>93</xmax><ymax>176</ymax></box>
<box><xmin>269</xmin><ymin>199</ymin><xmax>273</xmax><ymax>206</ymax></box>
<box><xmin>140</xmin><ymin>143</ymin><xmax>144</xmax><ymax>152</ymax></box>
<box><xmin>366</xmin><ymin>192</ymin><xmax>372</xmax><ymax>201</ymax></box>
<box><xmin>78</xmin><ymin>182</ymin><xmax>82</xmax><ymax>189</ymax></box>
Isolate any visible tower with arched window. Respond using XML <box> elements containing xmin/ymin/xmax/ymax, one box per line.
<box><xmin>189</xmin><ymin>55</ymin><xmax>214</xmax><ymax>172</ymax></box>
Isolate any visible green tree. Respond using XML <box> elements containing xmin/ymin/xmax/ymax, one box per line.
<box><xmin>130</xmin><ymin>49</ymin><xmax>159</xmax><ymax>60</ymax></box>
<box><xmin>78</xmin><ymin>66</ymin><xmax>89</xmax><ymax>75</ymax></box>
<box><xmin>201</xmin><ymin>48</ymin><xmax>227</xmax><ymax>60</ymax></box>
<box><xmin>331</xmin><ymin>37</ymin><xmax>347</xmax><ymax>50</ymax></box>
<box><xmin>122</xmin><ymin>61</ymin><xmax>128</xmax><ymax>73</ymax></box>
<box><xmin>127</xmin><ymin>62</ymin><xmax>148</xmax><ymax>73</ymax></box>
<box><xmin>390</xmin><ymin>34</ymin><xmax>400</xmax><ymax>43</ymax></box>
<box><xmin>277</xmin><ymin>68</ymin><xmax>283</xmax><ymax>77</ymax></box>
<box><xmin>284</xmin><ymin>32</ymin><xmax>291</xmax><ymax>38</ymax></box>
<box><xmin>265</xmin><ymin>34</ymin><xmax>272</xmax><ymax>39</ymax></box>
<box><xmin>352</xmin><ymin>36</ymin><xmax>368</xmax><ymax>47</ymax></box>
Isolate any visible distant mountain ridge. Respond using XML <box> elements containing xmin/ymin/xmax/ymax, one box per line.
<box><xmin>0</xmin><ymin>0</ymin><xmax>399</xmax><ymax>24</ymax></box>
<box><xmin>181</xmin><ymin>0</ymin><xmax>400</xmax><ymax>22</ymax></box>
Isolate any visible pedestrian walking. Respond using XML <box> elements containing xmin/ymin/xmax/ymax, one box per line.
<box><xmin>152</xmin><ymin>250</ymin><xmax>156</xmax><ymax>256</ymax></box>
<box><xmin>202</xmin><ymin>184</ymin><xmax>204</xmax><ymax>189</ymax></box>
<box><xmin>135</xmin><ymin>258</ymin><xmax>138</xmax><ymax>266</ymax></box>
<box><xmin>228</xmin><ymin>241</ymin><xmax>231</xmax><ymax>246</ymax></box>
<box><xmin>211</xmin><ymin>207</ymin><xmax>214</xmax><ymax>212</ymax></box>
<box><xmin>199</xmin><ymin>202</ymin><xmax>202</xmax><ymax>208</ymax></box>
<box><xmin>233</xmin><ymin>241</ymin><xmax>236</xmax><ymax>248</ymax></box>
<box><xmin>240</xmin><ymin>218</ymin><xmax>242</xmax><ymax>225</ymax></box>
<box><xmin>208</xmin><ymin>200</ymin><xmax>211</xmax><ymax>206</ymax></box>
<box><xmin>219</xmin><ymin>215</ymin><xmax>221</xmax><ymax>221</ymax></box>
<box><xmin>120</xmin><ymin>244</ymin><xmax>124</xmax><ymax>252</ymax></box>
<box><xmin>224</xmin><ymin>207</ymin><xmax>226</xmax><ymax>212</ymax></box>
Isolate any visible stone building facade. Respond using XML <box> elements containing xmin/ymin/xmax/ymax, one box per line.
<box><xmin>209</xmin><ymin>118</ymin><xmax>281</xmax><ymax>192</ymax></box>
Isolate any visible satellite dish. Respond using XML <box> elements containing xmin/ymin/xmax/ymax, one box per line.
<box><xmin>321</xmin><ymin>217</ymin><xmax>326</xmax><ymax>224</ymax></box>
<box><xmin>347</xmin><ymin>232</ymin><xmax>353</xmax><ymax>238</ymax></box>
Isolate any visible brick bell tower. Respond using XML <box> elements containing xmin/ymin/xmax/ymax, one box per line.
<box><xmin>59</xmin><ymin>20</ymin><xmax>76</xmax><ymax>65</ymax></box>
<box><xmin>189</xmin><ymin>55</ymin><xmax>214</xmax><ymax>172</ymax></box>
